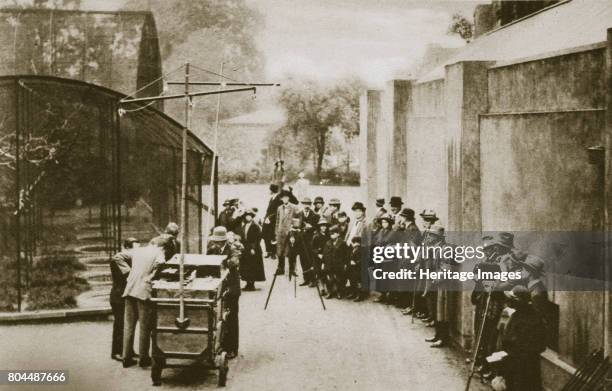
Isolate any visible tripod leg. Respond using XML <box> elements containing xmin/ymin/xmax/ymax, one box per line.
<box><xmin>314</xmin><ymin>276</ymin><xmax>327</xmax><ymax>310</ymax></box>
<box><xmin>264</xmin><ymin>272</ymin><xmax>278</xmax><ymax>310</ymax></box>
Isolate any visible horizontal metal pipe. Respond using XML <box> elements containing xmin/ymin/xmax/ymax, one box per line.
<box><xmin>119</xmin><ymin>87</ymin><xmax>256</xmax><ymax>104</ymax></box>
<box><xmin>166</xmin><ymin>81</ymin><xmax>280</xmax><ymax>87</ymax></box>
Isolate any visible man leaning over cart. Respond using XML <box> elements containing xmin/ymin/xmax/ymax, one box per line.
<box><xmin>120</xmin><ymin>235</ymin><xmax>170</xmax><ymax>368</ymax></box>
<box><xmin>207</xmin><ymin>226</ymin><xmax>242</xmax><ymax>359</ymax></box>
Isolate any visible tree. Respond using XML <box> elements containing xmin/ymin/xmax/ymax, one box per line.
<box><xmin>122</xmin><ymin>0</ymin><xmax>266</xmax><ymax>126</ymax></box>
<box><xmin>274</xmin><ymin>79</ymin><xmax>362</xmax><ymax>182</ymax></box>
<box><xmin>448</xmin><ymin>13</ymin><xmax>473</xmax><ymax>42</ymax></box>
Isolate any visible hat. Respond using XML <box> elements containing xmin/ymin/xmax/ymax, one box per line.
<box><xmin>351</xmin><ymin>236</ymin><xmax>362</xmax><ymax>244</ymax></box>
<box><xmin>351</xmin><ymin>202</ymin><xmax>366</xmax><ymax>212</ymax></box>
<box><xmin>376</xmin><ymin>198</ymin><xmax>385</xmax><ymax>207</ymax></box>
<box><xmin>521</xmin><ymin>255</ymin><xmax>545</xmax><ymax>276</ymax></box>
<box><xmin>301</xmin><ymin>197</ymin><xmax>312</xmax><ymax>204</ymax></box>
<box><xmin>279</xmin><ymin>190</ymin><xmax>292</xmax><ymax>198</ymax></box>
<box><xmin>378</xmin><ymin>213</ymin><xmax>393</xmax><ymax>224</ymax></box>
<box><xmin>244</xmin><ymin>208</ymin><xmax>257</xmax><ymax>217</ymax></box>
<box><xmin>164</xmin><ymin>222</ymin><xmax>179</xmax><ymax>236</ymax></box>
<box><xmin>123</xmin><ymin>237</ymin><xmax>138</xmax><ymax>248</ymax></box>
<box><xmin>314</xmin><ymin>196</ymin><xmax>324</xmax><ymax>204</ymax></box>
<box><xmin>337</xmin><ymin>211</ymin><xmax>347</xmax><ymax>218</ymax></box>
<box><xmin>419</xmin><ymin>209</ymin><xmax>439</xmax><ymax>222</ymax></box>
<box><xmin>222</xmin><ymin>199</ymin><xmax>231</xmax><ymax>206</ymax></box>
<box><xmin>210</xmin><ymin>226</ymin><xmax>228</xmax><ymax>241</ymax></box>
<box><xmin>492</xmin><ymin>232</ymin><xmax>515</xmax><ymax>248</ymax></box>
<box><xmin>504</xmin><ymin>285</ymin><xmax>531</xmax><ymax>303</ymax></box>
<box><xmin>318</xmin><ymin>217</ymin><xmax>329</xmax><ymax>226</ymax></box>
<box><xmin>400</xmin><ymin>208</ymin><xmax>415</xmax><ymax>220</ymax></box>
<box><xmin>229</xmin><ymin>198</ymin><xmax>239</xmax><ymax>206</ymax></box>
<box><xmin>428</xmin><ymin>225</ymin><xmax>445</xmax><ymax>237</ymax></box>
<box><xmin>269</xmin><ymin>183</ymin><xmax>279</xmax><ymax>193</ymax></box>
<box><xmin>329</xmin><ymin>225</ymin><xmax>340</xmax><ymax>234</ymax></box>
<box><xmin>389</xmin><ymin>196</ymin><xmax>403</xmax><ymax>207</ymax></box>
<box><xmin>329</xmin><ymin>198</ymin><xmax>341</xmax><ymax>206</ymax></box>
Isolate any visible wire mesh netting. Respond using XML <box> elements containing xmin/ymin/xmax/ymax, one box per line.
<box><xmin>0</xmin><ymin>76</ymin><xmax>215</xmax><ymax>311</ymax></box>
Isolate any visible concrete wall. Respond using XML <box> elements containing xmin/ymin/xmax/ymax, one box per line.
<box><xmin>481</xmin><ymin>48</ymin><xmax>607</xmax><ymax>367</ymax></box>
<box><xmin>359</xmin><ymin>35</ymin><xmax>611</xmax><ymax>383</ymax></box>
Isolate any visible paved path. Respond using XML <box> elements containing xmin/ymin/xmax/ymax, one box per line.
<box><xmin>0</xmin><ymin>262</ymin><xmax>487</xmax><ymax>391</ymax></box>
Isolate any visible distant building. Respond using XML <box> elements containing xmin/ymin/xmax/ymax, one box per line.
<box><xmin>212</xmin><ymin>107</ymin><xmax>286</xmax><ymax>181</ymax></box>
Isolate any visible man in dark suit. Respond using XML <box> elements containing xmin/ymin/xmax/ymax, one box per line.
<box><xmin>263</xmin><ymin>184</ymin><xmax>282</xmax><ymax>259</ymax></box>
<box><xmin>274</xmin><ymin>190</ymin><xmax>299</xmax><ymax>275</ymax></box>
<box><xmin>297</xmin><ymin>197</ymin><xmax>319</xmax><ymax>286</ymax></box>
<box><xmin>109</xmin><ymin>237</ymin><xmax>138</xmax><ymax>362</ymax></box>
<box><xmin>322</xmin><ymin>225</ymin><xmax>349</xmax><ymax>299</ymax></box>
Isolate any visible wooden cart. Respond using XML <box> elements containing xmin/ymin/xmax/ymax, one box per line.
<box><xmin>150</xmin><ymin>254</ymin><xmax>230</xmax><ymax>387</ymax></box>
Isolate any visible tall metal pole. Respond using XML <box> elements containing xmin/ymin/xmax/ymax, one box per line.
<box><xmin>202</xmin><ymin>61</ymin><xmax>224</xmax><ymax>255</ymax></box>
<box><xmin>176</xmin><ymin>62</ymin><xmax>190</xmax><ymax>328</ymax></box>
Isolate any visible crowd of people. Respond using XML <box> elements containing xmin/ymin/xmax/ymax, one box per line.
<box><xmin>108</xmin><ymin>179</ymin><xmax>554</xmax><ymax>391</ymax></box>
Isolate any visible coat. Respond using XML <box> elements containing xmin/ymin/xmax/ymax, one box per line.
<box><xmin>322</xmin><ymin>237</ymin><xmax>348</xmax><ymax>273</ymax></box>
<box><xmin>502</xmin><ymin>304</ymin><xmax>547</xmax><ymax>391</ymax></box>
<box><xmin>275</xmin><ymin>202</ymin><xmax>298</xmax><ymax>257</ymax></box>
<box><xmin>207</xmin><ymin>241</ymin><xmax>242</xmax><ymax>298</ymax></box>
<box><xmin>122</xmin><ymin>245</ymin><xmax>166</xmax><ymax>301</ymax></box>
<box><xmin>345</xmin><ymin>216</ymin><xmax>367</xmax><ymax>244</ymax></box>
<box><xmin>297</xmin><ymin>209</ymin><xmax>319</xmax><ymax>242</ymax></box>
<box><xmin>237</xmin><ymin>222</ymin><xmax>266</xmax><ymax>282</ymax></box>
<box><xmin>110</xmin><ymin>249</ymin><xmax>133</xmax><ymax>303</ymax></box>
<box><xmin>263</xmin><ymin>193</ymin><xmax>283</xmax><ymax>238</ymax></box>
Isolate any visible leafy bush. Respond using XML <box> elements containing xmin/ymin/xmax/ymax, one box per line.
<box><xmin>0</xmin><ymin>256</ymin><xmax>18</xmax><ymax>312</ymax></box>
<box><xmin>26</xmin><ymin>253</ymin><xmax>90</xmax><ymax>310</ymax></box>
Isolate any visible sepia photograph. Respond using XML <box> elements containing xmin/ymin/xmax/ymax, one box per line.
<box><xmin>0</xmin><ymin>0</ymin><xmax>611</xmax><ymax>390</ymax></box>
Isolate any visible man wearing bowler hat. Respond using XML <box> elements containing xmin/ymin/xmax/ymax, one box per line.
<box><xmin>313</xmin><ymin>196</ymin><xmax>325</xmax><ymax>216</ymax></box>
<box><xmin>346</xmin><ymin>202</ymin><xmax>367</xmax><ymax>245</ymax></box>
<box><xmin>388</xmin><ymin>196</ymin><xmax>403</xmax><ymax>223</ymax></box>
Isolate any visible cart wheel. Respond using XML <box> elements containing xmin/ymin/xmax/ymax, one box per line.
<box><xmin>151</xmin><ymin>357</ymin><xmax>164</xmax><ymax>386</ymax></box>
<box><xmin>217</xmin><ymin>352</ymin><xmax>228</xmax><ymax>387</ymax></box>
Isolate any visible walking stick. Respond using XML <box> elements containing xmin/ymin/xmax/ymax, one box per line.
<box><xmin>294</xmin><ymin>275</ymin><xmax>297</xmax><ymax>298</ymax></box>
<box><xmin>465</xmin><ymin>287</ymin><xmax>492</xmax><ymax>391</ymax></box>
<box><xmin>264</xmin><ymin>272</ymin><xmax>278</xmax><ymax>310</ymax></box>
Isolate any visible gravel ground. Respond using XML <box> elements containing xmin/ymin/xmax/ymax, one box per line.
<box><xmin>0</xmin><ymin>259</ymin><xmax>488</xmax><ymax>391</ymax></box>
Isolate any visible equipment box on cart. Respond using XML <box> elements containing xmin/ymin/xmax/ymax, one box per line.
<box><xmin>151</xmin><ymin>254</ymin><xmax>230</xmax><ymax>386</ymax></box>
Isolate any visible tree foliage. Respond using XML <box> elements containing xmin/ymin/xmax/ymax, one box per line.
<box><xmin>448</xmin><ymin>13</ymin><xmax>473</xmax><ymax>42</ymax></box>
<box><xmin>271</xmin><ymin>79</ymin><xmax>362</xmax><ymax>181</ymax></box>
<box><xmin>123</xmin><ymin>0</ymin><xmax>266</xmax><ymax>125</ymax></box>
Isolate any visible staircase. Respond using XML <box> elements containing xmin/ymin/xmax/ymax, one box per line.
<box><xmin>74</xmin><ymin>222</ymin><xmax>155</xmax><ymax>308</ymax></box>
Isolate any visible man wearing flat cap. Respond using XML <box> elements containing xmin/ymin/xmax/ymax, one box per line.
<box><xmin>274</xmin><ymin>190</ymin><xmax>299</xmax><ymax>275</ymax></box>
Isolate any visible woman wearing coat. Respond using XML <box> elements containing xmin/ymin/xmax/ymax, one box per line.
<box><xmin>238</xmin><ymin>209</ymin><xmax>266</xmax><ymax>291</ymax></box>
